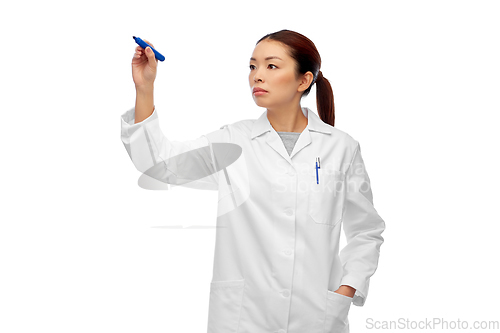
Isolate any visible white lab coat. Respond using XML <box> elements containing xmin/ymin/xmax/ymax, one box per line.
<box><xmin>120</xmin><ymin>106</ymin><xmax>386</xmax><ymax>333</ymax></box>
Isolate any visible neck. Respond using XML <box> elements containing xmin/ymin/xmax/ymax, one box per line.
<box><xmin>266</xmin><ymin>104</ymin><xmax>308</xmax><ymax>133</ymax></box>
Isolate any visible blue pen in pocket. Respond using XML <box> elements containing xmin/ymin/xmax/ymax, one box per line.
<box><xmin>133</xmin><ymin>36</ymin><xmax>165</xmax><ymax>61</ymax></box>
<box><xmin>315</xmin><ymin>157</ymin><xmax>320</xmax><ymax>184</ymax></box>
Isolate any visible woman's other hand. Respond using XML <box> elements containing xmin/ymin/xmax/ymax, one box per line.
<box><xmin>334</xmin><ymin>285</ymin><xmax>356</xmax><ymax>298</ymax></box>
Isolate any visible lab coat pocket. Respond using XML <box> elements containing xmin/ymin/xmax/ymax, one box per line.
<box><xmin>207</xmin><ymin>279</ymin><xmax>245</xmax><ymax>333</ymax></box>
<box><xmin>309</xmin><ymin>169</ymin><xmax>346</xmax><ymax>227</ymax></box>
<box><xmin>324</xmin><ymin>290</ymin><xmax>352</xmax><ymax>333</ymax></box>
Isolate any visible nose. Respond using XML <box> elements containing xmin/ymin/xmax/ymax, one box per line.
<box><xmin>253</xmin><ymin>68</ymin><xmax>264</xmax><ymax>82</ymax></box>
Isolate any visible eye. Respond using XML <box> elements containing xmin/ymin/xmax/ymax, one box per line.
<box><xmin>249</xmin><ymin>64</ymin><xmax>278</xmax><ymax>70</ymax></box>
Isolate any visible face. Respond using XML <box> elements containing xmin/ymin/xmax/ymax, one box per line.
<box><xmin>249</xmin><ymin>39</ymin><xmax>311</xmax><ymax>109</ymax></box>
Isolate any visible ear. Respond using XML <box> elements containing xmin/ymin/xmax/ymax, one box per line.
<box><xmin>298</xmin><ymin>71</ymin><xmax>314</xmax><ymax>93</ymax></box>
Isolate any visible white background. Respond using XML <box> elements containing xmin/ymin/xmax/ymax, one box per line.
<box><xmin>1</xmin><ymin>0</ymin><xmax>499</xmax><ymax>332</ymax></box>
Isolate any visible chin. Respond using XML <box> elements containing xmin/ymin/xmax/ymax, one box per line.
<box><xmin>252</xmin><ymin>98</ymin><xmax>270</xmax><ymax>108</ymax></box>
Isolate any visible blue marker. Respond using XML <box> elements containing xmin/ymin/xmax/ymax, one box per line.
<box><xmin>315</xmin><ymin>157</ymin><xmax>320</xmax><ymax>184</ymax></box>
<box><xmin>133</xmin><ymin>36</ymin><xmax>165</xmax><ymax>62</ymax></box>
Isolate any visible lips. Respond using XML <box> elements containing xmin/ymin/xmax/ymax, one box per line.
<box><xmin>253</xmin><ymin>87</ymin><xmax>268</xmax><ymax>93</ymax></box>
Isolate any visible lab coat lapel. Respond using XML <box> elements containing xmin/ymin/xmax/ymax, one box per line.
<box><xmin>250</xmin><ymin>110</ymin><xmax>285</xmax><ymax>164</ymax></box>
<box><xmin>265</xmin><ymin>131</ymin><xmax>294</xmax><ymax>165</ymax></box>
<box><xmin>291</xmin><ymin>107</ymin><xmax>333</xmax><ymax>158</ymax></box>
<box><xmin>251</xmin><ymin>109</ymin><xmax>294</xmax><ymax>165</ymax></box>
<box><xmin>289</xmin><ymin>129</ymin><xmax>311</xmax><ymax>159</ymax></box>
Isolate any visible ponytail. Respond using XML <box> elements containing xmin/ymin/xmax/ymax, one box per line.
<box><xmin>315</xmin><ymin>70</ymin><xmax>335</xmax><ymax>127</ymax></box>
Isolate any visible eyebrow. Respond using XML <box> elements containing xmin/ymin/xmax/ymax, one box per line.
<box><xmin>250</xmin><ymin>56</ymin><xmax>283</xmax><ymax>61</ymax></box>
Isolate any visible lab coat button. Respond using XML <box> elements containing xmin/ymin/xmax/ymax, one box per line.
<box><xmin>284</xmin><ymin>249</ymin><xmax>293</xmax><ymax>255</ymax></box>
<box><xmin>281</xmin><ymin>290</ymin><xmax>290</xmax><ymax>297</ymax></box>
<box><xmin>285</xmin><ymin>208</ymin><xmax>293</xmax><ymax>216</ymax></box>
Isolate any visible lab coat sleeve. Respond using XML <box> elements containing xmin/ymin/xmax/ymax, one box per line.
<box><xmin>339</xmin><ymin>141</ymin><xmax>386</xmax><ymax>306</ymax></box>
<box><xmin>120</xmin><ymin>106</ymin><xmax>232</xmax><ymax>191</ymax></box>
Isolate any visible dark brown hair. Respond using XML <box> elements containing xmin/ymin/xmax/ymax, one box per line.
<box><xmin>256</xmin><ymin>29</ymin><xmax>335</xmax><ymax>126</ymax></box>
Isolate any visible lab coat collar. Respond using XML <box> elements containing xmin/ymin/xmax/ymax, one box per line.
<box><xmin>250</xmin><ymin>106</ymin><xmax>332</xmax><ymax>140</ymax></box>
<box><xmin>251</xmin><ymin>107</ymin><xmax>332</xmax><ymax>164</ymax></box>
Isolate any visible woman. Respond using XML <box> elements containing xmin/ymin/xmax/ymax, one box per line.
<box><xmin>121</xmin><ymin>29</ymin><xmax>386</xmax><ymax>333</ymax></box>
